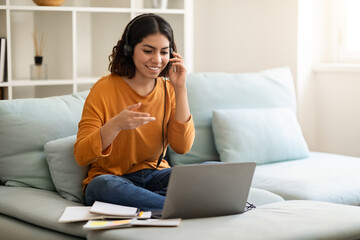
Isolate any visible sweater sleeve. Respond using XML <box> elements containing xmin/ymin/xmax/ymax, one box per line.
<box><xmin>167</xmin><ymin>114</ymin><xmax>195</xmax><ymax>154</ymax></box>
<box><xmin>166</xmin><ymin>83</ymin><xmax>195</xmax><ymax>154</ymax></box>
<box><xmin>74</xmin><ymin>87</ymin><xmax>112</xmax><ymax>167</ymax></box>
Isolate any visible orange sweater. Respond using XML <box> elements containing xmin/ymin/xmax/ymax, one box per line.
<box><xmin>74</xmin><ymin>74</ymin><xmax>195</xmax><ymax>188</ymax></box>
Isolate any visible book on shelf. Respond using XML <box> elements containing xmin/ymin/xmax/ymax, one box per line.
<box><xmin>0</xmin><ymin>87</ymin><xmax>7</xmax><ymax>100</ymax></box>
<box><xmin>0</xmin><ymin>37</ymin><xmax>7</xmax><ymax>83</ymax></box>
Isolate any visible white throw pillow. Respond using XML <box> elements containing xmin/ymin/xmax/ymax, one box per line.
<box><xmin>212</xmin><ymin>108</ymin><xmax>309</xmax><ymax>164</ymax></box>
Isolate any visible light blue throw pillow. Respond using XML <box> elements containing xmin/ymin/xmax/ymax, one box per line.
<box><xmin>212</xmin><ymin>108</ymin><xmax>309</xmax><ymax>164</ymax></box>
<box><xmin>44</xmin><ymin>135</ymin><xmax>88</xmax><ymax>203</ymax></box>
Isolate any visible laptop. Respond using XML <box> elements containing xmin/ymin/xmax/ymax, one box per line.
<box><xmin>160</xmin><ymin>162</ymin><xmax>256</xmax><ymax>219</ymax></box>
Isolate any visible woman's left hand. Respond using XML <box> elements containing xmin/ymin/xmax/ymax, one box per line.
<box><xmin>168</xmin><ymin>52</ymin><xmax>187</xmax><ymax>90</ymax></box>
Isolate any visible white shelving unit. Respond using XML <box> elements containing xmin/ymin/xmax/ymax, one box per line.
<box><xmin>0</xmin><ymin>0</ymin><xmax>193</xmax><ymax>99</ymax></box>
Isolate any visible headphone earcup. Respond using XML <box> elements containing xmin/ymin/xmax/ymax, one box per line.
<box><xmin>123</xmin><ymin>44</ymin><xmax>133</xmax><ymax>57</ymax></box>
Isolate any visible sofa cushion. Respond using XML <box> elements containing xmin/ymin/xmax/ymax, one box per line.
<box><xmin>44</xmin><ymin>135</ymin><xmax>88</xmax><ymax>203</ymax></box>
<box><xmin>0</xmin><ymin>186</ymin><xmax>86</xmax><ymax>238</ymax></box>
<box><xmin>168</xmin><ymin>67</ymin><xmax>297</xmax><ymax>165</ymax></box>
<box><xmin>212</xmin><ymin>108</ymin><xmax>309</xmax><ymax>164</ymax></box>
<box><xmin>0</xmin><ymin>214</ymin><xmax>83</xmax><ymax>240</ymax></box>
<box><xmin>0</xmin><ymin>91</ymin><xmax>88</xmax><ymax>190</ymax></box>
<box><xmin>253</xmin><ymin>152</ymin><xmax>360</xmax><ymax>205</ymax></box>
<box><xmin>247</xmin><ymin>187</ymin><xmax>284</xmax><ymax>206</ymax></box>
<box><xmin>87</xmin><ymin>200</ymin><xmax>360</xmax><ymax>240</ymax></box>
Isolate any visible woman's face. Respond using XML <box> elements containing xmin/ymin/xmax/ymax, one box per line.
<box><xmin>132</xmin><ymin>33</ymin><xmax>171</xmax><ymax>80</ymax></box>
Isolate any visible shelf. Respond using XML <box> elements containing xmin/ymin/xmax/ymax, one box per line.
<box><xmin>1</xmin><ymin>78</ymin><xmax>99</xmax><ymax>86</ymax></box>
<box><xmin>1</xmin><ymin>0</ymin><xmax>193</xmax><ymax>100</ymax></box>
<box><xmin>76</xmin><ymin>77</ymin><xmax>99</xmax><ymax>84</ymax></box>
<box><xmin>8</xmin><ymin>0</ymin><xmax>131</xmax><ymax>8</ymax></box>
<box><xmin>8</xmin><ymin>6</ymin><xmax>130</xmax><ymax>12</ymax></box>
<box><xmin>76</xmin><ymin>8</ymin><xmax>185</xmax><ymax>14</ymax></box>
<box><xmin>10</xmin><ymin>79</ymin><xmax>74</xmax><ymax>86</ymax></box>
<box><xmin>9</xmin><ymin>5</ymin><xmax>74</xmax><ymax>11</ymax></box>
<box><xmin>7</xmin><ymin>6</ymin><xmax>185</xmax><ymax>14</ymax></box>
<box><xmin>132</xmin><ymin>8</ymin><xmax>185</xmax><ymax>14</ymax></box>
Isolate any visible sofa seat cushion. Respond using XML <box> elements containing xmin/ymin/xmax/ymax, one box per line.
<box><xmin>87</xmin><ymin>200</ymin><xmax>360</xmax><ymax>240</ymax></box>
<box><xmin>248</xmin><ymin>187</ymin><xmax>284</xmax><ymax>206</ymax></box>
<box><xmin>0</xmin><ymin>214</ymin><xmax>84</xmax><ymax>240</ymax></box>
<box><xmin>253</xmin><ymin>152</ymin><xmax>360</xmax><ymax>205</ymax></box>
<box><xmin>0</xmin><ymin>186</ymin><xmax>87</xmax><ymax>238</ymax></box>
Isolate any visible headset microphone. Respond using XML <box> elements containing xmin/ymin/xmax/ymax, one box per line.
<box><xmin>156</xmin><ymin>68</ymin><xmax>167</xmax><ymax>170</ymax></box>
<box><xmin>155</xmin><ymin>46</ymin><xmax>174</xmax><ymax>170</ymax></box>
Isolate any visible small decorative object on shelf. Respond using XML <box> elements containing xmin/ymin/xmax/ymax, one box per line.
<box><xmin>151</xmin><ymin>0</ymin><xmax>168</xmax><ymax>9</ymax></box>
<box><xmin>31</xmin><ymin>31</ymin><xmax>47</xmax><ymax>80</ymax></box>
<box><xmin>33</xmin><ymin>0</ymin><xmax>65</xmax><ymax>6</ymax></box>
<box><xmin>30</xmin><ymin>56</ymin><xmax>47</xmax><ymax>80</ymax></box>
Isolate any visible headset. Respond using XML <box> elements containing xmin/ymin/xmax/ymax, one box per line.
<box><xmin>123</xmin><ymin>14</ymin><xmax>175</xmax><ymax>76</ymax></box>
<box><xmin>123</xmin><ymin>14</ymin><xmax>174</xmax><ymax>170</ymax></box>
<box><xmin>123</xmin><ymin>14</ymin><xmax>174</xmax><ymax>60</ymax></box>
<box><xmin>123</xmin><ymin>14</ymin><xmax>149</xmax><ymax>57</ymax></box>
<box><xmin>123</xmin><ymin>15</ymin><xmax>140</xmax><ymax>57</ymax></box>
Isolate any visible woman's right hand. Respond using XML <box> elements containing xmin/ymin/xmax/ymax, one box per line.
<box><xmin>114</xmin><ymin>102</ymin><xmax>156</xmax><ymax>130</ymax></box>
<box><xmin>100</xmin><ymin>102</ymin><xmax>155</xmax><ymax>151</ymax></box>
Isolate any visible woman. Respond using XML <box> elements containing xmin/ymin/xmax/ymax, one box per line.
<box><xmin>74</xmin><ymin>13</ymin><xmax>195</xmax><ymax>211</ymax></box>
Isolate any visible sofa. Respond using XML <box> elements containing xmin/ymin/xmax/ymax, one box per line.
<box><xmin>2</xmin><ymin>67</ymin><xmax>360</xmax><ymax>240</ymax></box>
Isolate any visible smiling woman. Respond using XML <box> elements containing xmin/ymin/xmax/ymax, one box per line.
<box><xmin>131</xmin><ymin>33</ymin><xmax>171</xmax><ymax>86</ymax></box>
<box><xmin>108</xmin><ymin>14</ymin><xmax>177</xmax><ymax>78</ymax></box>
<box><xmin>74</xmin><ymin>13</ymin><xmax>195</xmax><ymax>212</ymax></box>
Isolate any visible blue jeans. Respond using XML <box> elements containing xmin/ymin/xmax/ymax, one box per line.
<box><xmin>84</xmin><ymin>168</ymin><xmax>172</xmax><ymax>211</ymax></box>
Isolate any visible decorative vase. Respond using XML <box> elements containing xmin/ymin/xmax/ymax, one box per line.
<box><xmin>30</xmin><ymin>56</ymin><xmax>48</xmax><ymax>80</ymax></box>
<box><xmin>151</xmin><ymin>0</ymin><xmax>168</xmax><ymax>9</ymax></box>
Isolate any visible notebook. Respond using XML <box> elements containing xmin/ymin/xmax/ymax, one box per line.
<box><xmin>161</xmin><ymin>162</ymin><xmax>256</xmax><ymax>219</ymax></box>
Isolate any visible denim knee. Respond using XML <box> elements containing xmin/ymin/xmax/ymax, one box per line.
<box><xmin>84</xmin><ymin>173</ymin><xmax>166</xmax><ymax>210</ymax></box>
<box><xmin>84</xmin><ymin>174</ymin><xmax>131</xmax><ymax>206</ymax></box>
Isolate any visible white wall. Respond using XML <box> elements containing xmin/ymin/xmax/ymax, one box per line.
<box><xmin>297</xmin><ymin>0</ymin><xmax>360</xmax><ymax>157</ymax></box>
<box><xmin>193</xmin><ymin>0</ymin><xmax>297</xmax><ymax>76</ymax></box>
<box><xmin>312</xmin><ymin>70</ymin><xmax>360</xmax><ymax>156</ymax></box>
<box><xmin>193</xmin><ymin>0</ymin><xmax>360</xmax><ymax>158</ymax></box>
<box><xmin>296</xmin><ymin>0</ymin><xmax>324</xmax><ymax>152</ymax></box>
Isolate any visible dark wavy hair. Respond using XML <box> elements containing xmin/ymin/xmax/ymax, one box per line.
<box><xmin>108</xmin><ymin>13</ymin><xmax>177</xmax><ymax>79</ymax></box>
